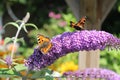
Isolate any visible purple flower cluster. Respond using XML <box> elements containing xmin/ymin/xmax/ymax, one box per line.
<box><xmin>63</xmin><ymin>68</ymin><xmax>120</xmax><ymax>80</ymax></box>
<box><xmin>25</xmin><ymin>30</ymin><xmax>120</xmax><ymax>70</ymax></box>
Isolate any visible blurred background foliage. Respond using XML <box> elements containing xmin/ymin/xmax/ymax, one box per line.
<box><xmin>0</xmin><ymin>0</ymin><xmax>120</xmax><ymax>76</ymax></box>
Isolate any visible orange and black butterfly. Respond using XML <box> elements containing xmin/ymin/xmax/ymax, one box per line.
<box><xmin>37</xmin><ymin>34</ymin><xmax>52</xmax><ymax>54</ymax></box>
<box><xmin>70</xmin><ymin>16</ymin><xmax>87</xmax><ymax>30</ymax></box>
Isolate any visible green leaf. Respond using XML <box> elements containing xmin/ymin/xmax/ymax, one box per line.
<box><xmin>16</xmin><ymin>37</ymin><xmax>25</xmax><ymax>45</ymax></box>
<box><xmin>31</xmin><ymin>68</ymin><xmax>52</xmax><ymax>78</ymax></box>
<box><xmin>25</xmin><ymin>23</ymin><xmax>38</xmax><ymax>29</ymax></box>
<box><xmin>4</xmin><ymin>37</ymin><xmax>13</xmax><ymax>45</ymax></box>
<box><xmin>23</xmin><ymin>25</ymin><xmax>28</xmax><ymax>33</ymax></box>
<box><xmin>31</xmin><ymin>69</ymin><xmax>46</xmax><ymax>78</ymax></box>
<box><xmin>14</xmin><ymin>64</ymin><xmax>27</xmax><ymax>71</ymax></box>
<box><xmin>45</xmin><ymin>69</ymin><xmax>53</xmax><ymax>74</ymax></box>
<box><xmin>3</xmin><ymin>22</ymin><xmax>19</xmax><ymax>29</ymax></box>
<box><xmin>19</xmin><ymin>0</ymin><xmax>27</xmax><ymax>4</ymax></box>
<box><xmin>0</xmin><ymin>68</ymin><xmax>16</xmax><ymax>77</ymax></box>
<box><xmin>16</xmin><ymin>20</ymin><xmax>22</xmax><ymax>23</ymax></box>
<box><xmin>45</xmin><ymin>76</ymin><xmax>53</xmax><ymax>80</ymax></box>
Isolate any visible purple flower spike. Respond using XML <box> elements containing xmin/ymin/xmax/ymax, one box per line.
<box><xmin>63</xmin><ymin>68</ymin><xmax>120</xmax><ymax>80</ymax></box>
<box><xmin>5</xmin><ymin>55</ymin><xmax>12</xmax><ymax>66</ymax></box>
<box><xmin>25</xmin><ymin>30</ymin><xmax>120</xmax><ymax>70</ymax></box>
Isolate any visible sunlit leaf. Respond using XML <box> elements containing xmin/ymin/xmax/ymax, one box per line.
<box><xmin>19</xmin><ymin>0</ymin><xmax>27</xmax><ymax>4</ymax></box>
<box><xmin>118</xmin><ymin>6</ymin><xmax>120</xmax><ymax>12</ymax></box>
<box><xmin>14</xmin><ymin>64</ymin><xmax>27</xmax><ymax>71</ymax></box>
<box><xmin>3</xmin><ymin>22</ymin><xmax>19</xmax><ymax>29</ymax></box>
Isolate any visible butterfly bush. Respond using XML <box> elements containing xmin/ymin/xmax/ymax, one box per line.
<box><xmin>25</xmin><ymin>30</ymin><xmax>120</xmax><ymax>70</ymax></box>
<box><xmin>64</xmin><ymin>68</ymin><xmax>120</xmax><ymax>80</ymax></box>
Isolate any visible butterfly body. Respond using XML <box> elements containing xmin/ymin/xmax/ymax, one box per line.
<box><xmin>70</xmin><ymin>16</ymin><xmax>87</xmax><ymax>30</ymax></box>
<box><xmin>37</xmin><ymin>34</ymin><xmax>52</xmax><ymax>54</ymax></box>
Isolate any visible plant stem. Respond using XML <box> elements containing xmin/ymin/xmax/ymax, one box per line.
<box><xmin>10</xmin><ymin>21</ymin><xmax>25</xmax><ymax>62</ymax></box>
<box><xmin>10</xmin><ymin>12</ymin><xmax>30</xmax><ymax>63</ymax></box>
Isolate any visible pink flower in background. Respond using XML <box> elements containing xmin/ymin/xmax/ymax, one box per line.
<box><xmin>49</xmin><ymin>11</ymin><xmax>55</xmax><ymax>18</ymax></box>
<box><xmin>54</xmin><ymin>14</ymin><xmax>61</xmax><ymax>19</ymax></box>
<box><xmin>58</xmin><ymin>21</ymin><xmax>67</xmax><ymax>27</ymax></box>
<box><xmin>48</xmin><ymin>11</ymin><xmax>61</xmax><ymax>19</ymax></box>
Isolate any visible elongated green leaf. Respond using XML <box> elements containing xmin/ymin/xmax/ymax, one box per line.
<box><xmin>0</xmin><ymin>68</ymin><xmax>16</xmax><ymax>77</ymax></box>
<box><xmin>31</xmin><ymin>68</ymin><xmax>53</xmax><ymax>78</ymax></box>
<box><xmin>0</xmin><ymin>64</ymin><xmax>28</xmax><ymax>77</ymax></box>
<box><xmin>16</xmin><ymin>20</ymin><xmax>22</xmax><ymax>23</ymax></box>
<box><xmin>23</xmin><ymin>25</ymin><xmax>28</xmax><ymax>33</ymax></box>
<box><xmin>3</xmin><ymin>22</ymin><xmax>19</xmax><ymax>29</ymax></box>
<box><xmin>16</xmin><ymin>37</ymin><xmax>25</xmax><ymax>45</ymax></box>
<box><xmin>4</xmin><ymin>37</ymin><xmax>13</xmax><ymax>45</ymax></box>
<box><xmin>24</xmin><ymin>23</ymin><xmax>38</xmax><ymax>31</ymax></box>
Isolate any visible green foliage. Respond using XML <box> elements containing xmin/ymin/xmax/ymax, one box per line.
<box><xmin>100</xmin><ymin>48</ymin><xmax>120</xmax><ymax>74</ymax></box>
<box><xmin>0</xmin><ymin>68</ymin><xmax>16</xmax><ymax>77</ymax></box>
<box><xmin>53</xmin><ymin>52</ymin><xmax>78</xmax><ymax>67</ymax></box>
<box><xmin>14</xmin><ymin>64</ymin><xmax>27</xmax><ymax>71</ymax></box>
<box><xmin>31</xmin><ymin>68</ymin><xmax>52</xmax><ymax>78</ymax></box>
<box><xmin>0</xmin><ymin>64</ymin><xmax>27</xmax><ymax>78</ymax></box>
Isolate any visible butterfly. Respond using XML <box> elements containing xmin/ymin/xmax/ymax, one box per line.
<box><xmin>37</xmin><ymin>34</ymin><xmax>52</xmax><ymax>54</ymax></box>
<box><xmin>70</xmin><ymin>16</ymin><xmax>87</xmax><ymax>30</ymax></box>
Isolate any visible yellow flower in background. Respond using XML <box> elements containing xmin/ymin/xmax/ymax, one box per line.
<box><xmin>48</xmin><ymin>52</ymin><xmax>79</xmax><ymax>74</ymax></box>
<box><xmin>59</xmin><ymin>61</ymin><xmax>78</xmax><ymax>74</ymax></box>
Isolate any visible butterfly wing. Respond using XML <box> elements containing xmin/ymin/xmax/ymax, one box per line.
<box><xmin>40</xmin><ymin>42</ymin><xmax>52</xmax><ymax>54</ymax></box>
<box><xmin>70</xmin><ymin>16</ymin><xmax>87</xmax><ymax>30</ymax></box>
<box><xmin>76</xmin><ymin>16</ymin><xmax>87</xmax><ymax>29</ymax></box>
<box><xmin>37</xmin><ymin>34</ymin><xmax>52</xmax><ymax>54</ymax></box>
